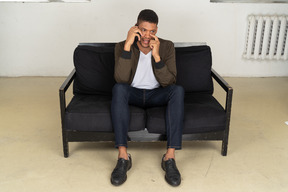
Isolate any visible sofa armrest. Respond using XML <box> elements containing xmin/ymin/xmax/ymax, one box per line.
<box><xmin>59</xmin><ymin>68</ymin><xmax>76</xmax><ymax>93</ymax></box>
<box><xmin>211</xmin><ymin>68</ymin><xmax>233</xmax><ymax>156</ymax></box>
<box><xmin>59</xmin><ymin>69</ymin><xmax>76</xmax><ymax>125</ymax></box>
<box><xmin>211</xmin><ymin>68</ymin><xmax>231</xmax><ymax>93</ymax></box>
<box><xmin>211</xmin><ymin>68</ymin><xmax>233</xmax><ymax>112</ymax></box>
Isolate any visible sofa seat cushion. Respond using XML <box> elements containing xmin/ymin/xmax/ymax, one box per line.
<box><xmin>146</xmin><ymin>94</ymin><xmax>226</xmax><ymax>134</ymax></box>
<box><xmin>65</xmin><ymin>95</ymin><xmax>146</xmax><ymax>132</ymax></box>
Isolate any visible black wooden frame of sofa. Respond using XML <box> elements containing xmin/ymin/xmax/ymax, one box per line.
<box><xmin>211</xmin><ymin>68</ymin><xmax>233</xmax><ymax>156</ymax></box>
<box><xmin>59</xmin><ymin>68</ymin><xmax>233</xmax><ymax>158</ymax></box>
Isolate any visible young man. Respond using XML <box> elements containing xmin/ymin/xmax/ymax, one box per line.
<box><xmin>111</xmin><ymin>9</ymin><xmax>184</xmax><ymax>186</ymax></box>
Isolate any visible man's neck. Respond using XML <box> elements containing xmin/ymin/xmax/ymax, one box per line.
<box><xmin>137</xmin><ymin>41</ymin><xmax>152</xmax><ymax>55</ymax></box>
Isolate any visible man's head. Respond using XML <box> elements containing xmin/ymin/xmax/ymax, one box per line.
<box><xmin>136</xmin><ymin>9</ymin><xmax>159</xmax><ymax>49</ymax></box>
<box><xmin>137</xmin><ymin>9</ymin><xmax>159</xmax><ymax>26</ymax></box>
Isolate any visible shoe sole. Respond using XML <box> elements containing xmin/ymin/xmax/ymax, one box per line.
<box><xmin>111</xmin><ymin>175</ymin><xmax>127</xmax><ymax>186</ymax></box>
<box><xmin>164</xmin><ymin>175</ymin><xmax>181</xmax><ymax>187</ymax></box>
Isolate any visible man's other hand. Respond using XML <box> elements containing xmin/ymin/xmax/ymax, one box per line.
<box><xmin>149</xmin><ymin>34</ymin><xmax>161</xmax><ymax>63</ymax></box>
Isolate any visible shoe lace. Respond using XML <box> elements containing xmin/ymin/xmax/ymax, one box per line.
<box><xmin>113</xmin><ymin>159</ymin><xmax>128</xmax><ymax>176</ymax></box>
<box><xmin>166</xmin><ymin>160</ymin><xmax>179</xmax><ymax>176</ymax></box>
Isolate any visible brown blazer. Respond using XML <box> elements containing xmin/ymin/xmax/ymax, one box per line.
<box><xmin>114</xmin><ymin>38</ymin><xmax>176</xmax><ymax>87</ymax></box>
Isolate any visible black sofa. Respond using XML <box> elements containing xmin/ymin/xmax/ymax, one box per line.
<box><xmin>59</xmin><ymin>43</ymin><xmax>233</xmax><ymax>158</ymax></box>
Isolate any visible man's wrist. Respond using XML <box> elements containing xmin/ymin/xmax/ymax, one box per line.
<box><xmin>124</xmin><ymin>42</ymin><xmax>132</xmax><ymax>52</ymax></box>
<box><xmin>154</xmin><ymin>60</ymin><xmax>165</xmax><ymax>69</ymax></box>
<box><xmin>154</xmin><ymin>55</ymin><xmax>161</xmax><ymax>63</ymax></box>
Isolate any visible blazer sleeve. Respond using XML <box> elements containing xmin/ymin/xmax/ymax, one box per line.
<box><xmin>153</xmin><ymin>41</ymin><xmax>177</xmax><ymax>87</ymax></box>
<box><xmin>114</xmin><ymin>42</ymin><xmax>133</xmax><ymax>83</ymax></box>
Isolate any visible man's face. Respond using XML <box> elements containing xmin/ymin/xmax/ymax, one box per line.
<box><xmin>137</xmin><ymin>21</ymin><xmax>158</xmax><ymax>48</ymax></box>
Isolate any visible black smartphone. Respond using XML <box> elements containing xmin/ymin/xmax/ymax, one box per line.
<box><xmin>135</xmin><ymin>24</ymin><xmax>141</xmax><ymax>41</ymax></box>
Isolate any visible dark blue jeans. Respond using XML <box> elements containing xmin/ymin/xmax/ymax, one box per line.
<box><xmin>111</xmin><ymin>83</ymin><xmax>184</xmax><ymax>150</ymax></box>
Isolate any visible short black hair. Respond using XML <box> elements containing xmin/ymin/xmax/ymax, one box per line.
<box><xmin>137</xmin><ymin>9</ymin><xmax>158</xmax><ymax>25</ymax></box>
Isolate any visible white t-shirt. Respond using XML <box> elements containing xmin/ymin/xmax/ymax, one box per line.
<box><xmin>131</xmin><ymin>51</ymin><xmax>160</xmax><ymax>89</ymax></box>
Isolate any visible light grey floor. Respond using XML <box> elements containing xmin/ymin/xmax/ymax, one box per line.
<box><xmin>0</xmin><ymin>77</ymin><xmax>287</xmax><ymax>192</ymax></box>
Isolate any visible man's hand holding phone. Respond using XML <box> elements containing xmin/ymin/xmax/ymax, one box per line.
<box><xmin>149</xmin><ymin>34</ymin><xmax>161</xmax><ymax>63</ymax></box>
<box><xmin>124</xmin><ymin>26</ymin><xmax>142</xmax><ymax>52</ymax></box>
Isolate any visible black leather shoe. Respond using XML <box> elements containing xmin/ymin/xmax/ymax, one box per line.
<box><xmin>161</xmin><ymin>154</ymin><xmax>181</xmax><ymax>186</ymax></box>
<box><xmin>111</xmin><ymin>154</ymin><xmax>132</xmax><ymax>186</ymax></box>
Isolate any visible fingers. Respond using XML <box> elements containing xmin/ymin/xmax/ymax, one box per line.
<box><xmin>149</xmin><ymin>40</ymin><xmax>157</xmax><ymax>49</ymax></box>
<box><xmin>149</xmin><ymin>34</ymin><xmax>159</xmax><ymax>41</ymax></box>
<box><xmin>149</xmin><ymin>34</ymin><xmax>159</xmax><ymax>49</ymax></box>
<box><xmin>126</xmin><ymin>26</ymin><xmax>143</xmax><ymax>45</ymax></box>
<box><xmin>136</xmin><ymin>33</ymin><xmax>141</xmax><ymax>41</ymax></box>
<box><xmin>149</xmin><ymin>41</ymin><xmax>159</xmax><ymax>52</ymax></box>
<box><xmin>131</xmin><ymin>26</ymin><xmax>143</xmax><ymax>37</ymax></box>
<box><xmin>150</xmin><ymin>43</ymin><xmax>154</xmax><ymax>49</ymax></box>
<box><xmin>149</xmin><ymin>34</ymin><xmax>160</xmax><ymax>49</ymax></box>
<box><xmin>148</xmin><ymin>34</ymin><xmax>160</xmax><ymax>61</ymax></box>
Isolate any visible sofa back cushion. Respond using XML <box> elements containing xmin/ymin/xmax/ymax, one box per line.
<box><xmin>73</xmin><ymin>45</ymin><xmax>116</xmax><ymax>95</ymax></box>
<box><xmin>73</xmin><ymin>43</ymin><xmax>213</xmax><ymax>95</ymax></box>
<box><xmin>175</xmin><ymin>45</ymin><xmax>213</xmax><ymax>94</ymax></box>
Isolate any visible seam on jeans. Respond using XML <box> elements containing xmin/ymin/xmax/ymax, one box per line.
<box><xmin>143</xmin><ymin>89</ymin><xmax>145</xmax><ymax>106</ymax></box>
<box><xmin>168</xmin><ymin>100</ymin><xmax>172</xmax><ymax>148</ymax></box>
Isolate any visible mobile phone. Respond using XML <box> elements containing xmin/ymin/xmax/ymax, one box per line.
<box><xmin>137</xmin><ymin>32</ymin><xmax>142</xmax><ymax>38</ymax></box>
<box><xmin>135</xmin><ymin>24</ymin><xmax>141</xmax><ymax>41</ymax></box>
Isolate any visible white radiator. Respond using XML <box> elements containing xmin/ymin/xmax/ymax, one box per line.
<box><xmin>243</xmin><ymin>15</ymin><xmax>288</xmax><ymax>60</ymax></box>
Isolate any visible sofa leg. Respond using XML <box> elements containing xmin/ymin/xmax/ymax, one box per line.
<box><xmin>221</xmin><ymin>140</ymin><xmax>228</xmax><ymax>156</ymax></box>
<box><xmin>63</xmin><ymin>141</ymin><xmax>69</xmax><ymax>158</ymax></box>
<box><xmin>62</xmin><ymin>131</ymin><xmax>69</xmax><ymax>158</ymax></box>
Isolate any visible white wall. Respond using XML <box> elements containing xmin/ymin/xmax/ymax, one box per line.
<box><xmin>0</xmin><ymin>0</ymin><xmax>287</xmax><ymax>77</ymax></box>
